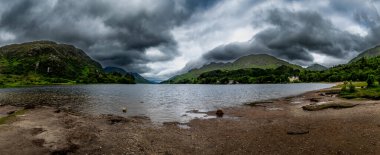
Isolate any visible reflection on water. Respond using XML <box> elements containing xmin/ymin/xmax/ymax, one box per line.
<box><xmin>0</xmin><ymin>83</ymin><xmax>333</xmax><ymax>123</ymax></box>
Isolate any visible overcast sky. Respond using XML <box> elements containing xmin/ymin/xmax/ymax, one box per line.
<box><xmin>0</xmin><ymin>0</ymin><xmax>380</xmax><ymax>81</ymax></box>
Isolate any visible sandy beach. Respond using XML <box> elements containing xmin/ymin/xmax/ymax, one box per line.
<box><xmin>0</xmin><ymin>87</ymin><xmax>380</xmax><ymax>155</ymax></box>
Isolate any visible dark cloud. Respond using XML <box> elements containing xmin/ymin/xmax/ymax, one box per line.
<box><xmin>203</xmin><ymin>42</ymin><xmax>251</xmax><ymax>61</ymax></box>
<box><xmin>1</xmin><ymin>0</ymin><xmax>380</xmax><ymax>80</ymax></box>
<box><xmin>0</xmin><ymin>0</ymin><xmax>219</xmax><ymax>73</ymax></box>
<box><xmin>202</xmin><ymin>9</ymin><xmax>369</xmax><ymax>66</ymax></box>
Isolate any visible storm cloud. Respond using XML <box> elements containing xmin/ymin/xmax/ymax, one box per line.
<box><xmin>203</xmin><ymin>8</ymin><xmax>373</xmax><ymax>66</ymax></box>
<box><xmin>0</xmin><ymin>0</ymin><xmax>379</xmax><ymax>81</ymax></box>
<box><xmin>0</xmin><ymin>0</ymin><xmax>218</xmax><ymax>73</ymax></box>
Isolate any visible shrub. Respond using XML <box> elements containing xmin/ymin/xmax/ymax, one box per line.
<box><xmin>349</xmin><ymin>81</ymin><xmax>356</xmax><ymax>93</ymax></box>
<box><xmin>341</xmin><ymin>81</ymin><xmax>347</xmax><ymax>92</ymax></box>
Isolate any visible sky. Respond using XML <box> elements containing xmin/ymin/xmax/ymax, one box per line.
<box><xmin>0</xmin><ymin>0</ymin><xmax>380</xmax><ymax>81</ymax></box>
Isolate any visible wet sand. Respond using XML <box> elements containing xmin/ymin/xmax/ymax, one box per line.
<box><xmin>0</xmin><ymin>87</ymin><xmax>380</xmax><ymax>154</ymax></box>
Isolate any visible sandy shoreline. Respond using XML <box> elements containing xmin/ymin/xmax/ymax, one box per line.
<box><xmin>0</xmin><ymin>87</ymin><xmax>380</xmax><ymax>154</ymax></box>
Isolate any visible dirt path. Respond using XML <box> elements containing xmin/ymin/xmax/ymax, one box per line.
<box><xmin>0</xmin><ymin>89</ymin><xmax>380</xmax><ymax>154</ymax></box>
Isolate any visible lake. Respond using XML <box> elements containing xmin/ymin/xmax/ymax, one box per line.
<box><xmin>0</xmin><ymin>83</ymin><xmax>333</xmax><ymax>123</ymax></box>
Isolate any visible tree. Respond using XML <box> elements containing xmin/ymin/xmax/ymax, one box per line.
<box><xmin>367</xmin><ymin>74</ymin><xmax>375</xmax><ymax>88</ymax></box>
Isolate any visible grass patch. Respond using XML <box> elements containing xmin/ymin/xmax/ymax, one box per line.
<box><xmin>0</xmin><ymin>74</ymin><xmax>78</xmax><ymax>88</ymax></box>
<box><xmin>0</xmin><ymin>109</ymin><xmax>27</xmax><ymax>125</ymax></box>
<box><xmin>340</xmin><ymin>87</ymin><xmax>380</xmax><ymax>100</ymax></box>
<box><xmin>333</xmin><ymin>81</ymin><xmax>368</xmax><ymax>88</ymax></box>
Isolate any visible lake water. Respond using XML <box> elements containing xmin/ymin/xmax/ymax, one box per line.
<box><xmin>0</xmin><ymin>83</ymin><xmax>333</xmax><ymax>123</ymax></box>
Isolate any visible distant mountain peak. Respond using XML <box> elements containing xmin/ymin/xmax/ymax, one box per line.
<box><xmin>162</xmin><ymin>53</ymin><xmax>303</xmax><ymax>83</ymax></box>
<box><xmin>306</xmin><ymin>63</ymin><xmax>328</xmax><ymax>71</ymax></box>
<box><xmin>104</xmin><ymin>66</ymin><xmax>153</xmax><ymax>84</ymax></box>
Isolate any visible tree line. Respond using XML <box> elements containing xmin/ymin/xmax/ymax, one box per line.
<box><xmin>173</xmin><ymin>56</ymin><xmax>380</xmax><ymax>84</ymax></box>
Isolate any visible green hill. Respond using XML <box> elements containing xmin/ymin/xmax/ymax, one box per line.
<box><xmin>300</xmin><ymin>56</ymin><xmax>380</xmax><ymax>82</ymax></box>
<box><xmin>0</xmin><ymin>41</ymin><xmax>102</xmax><ymax>78</ymax></box>
<box><xmin>104</xmin><ymin>66</ymin><xmax>128</xmax><ymax>75</ymax></box>
<box><xmin>166</xmin><ymin>55</ymin><xmax>380</xmax><ymax>84</ymax></box>
<box><xmin>131</xmin><ymin>73</ymin><xmax>154</xmax><ymax>84</ymax></box>
<box><xmin>306</xmin><ymin>64</ymin><xmax>328</xmax><ymax>71</ymax></box>
<box><xmin>104</xmin><ymin>66</ymin><xmax>153</xmax><ymax>84</ymax></box>
<box><xmin>350</xmin><ymin>45</ymin><xmax>380</xmax><ymax>62</ymax></box>
<box><xmin>195</xmin><ymin>65</ymin><xmax>301</xmax><ymax>84</ymax></box>
<box><xmin>0</xmin><ymin>41</ymin><xmax>134</xmax><ymax>86</ymax></box>
<box><xmin>162</xmin><ymin>54</ymin><xmax>302</xmax><ymax>83</ymax></box>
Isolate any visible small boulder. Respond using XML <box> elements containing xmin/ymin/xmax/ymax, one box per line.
<box><xmin>24</xmin><ymin>104</ymin><xmax>35</xmax><ymax>109</ymax></box>
<box><xmin>122</xmin><ymin>107</ymin><xmax>127</xmax><ymax>113</ymax></box>
<box><xmin>102</xmin><ymin>114</ymin><xmax>131</xmax><ymax>125</ymax></box>
<box><xmin>6</xmin><ymin>110</ymin><xmax>15</xmax><ymax>115</ymax></box>
<box><xmin>309</xmin><ymin>98</ymin><xmax>320</xmax><ymax>102</ymax></box>
<box><xmin>216</xmin><ymin>109</ymin><xmax>224</xmax><ymax>117</ymax></box>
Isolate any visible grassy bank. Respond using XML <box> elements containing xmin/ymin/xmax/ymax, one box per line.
<box><xmin>0</xmin><ymin>74</ymin><xmax>76</xmax><ymax>88</ymax></box>
<box><xmin>0</xmin><ymin>72</ymin><xmax>136</xmax><ymax>88</ymax></box>
<box><xmin>333</xmin><ymin>81</ymin><xmax>367</xmax><ymax>88</ymax></box>
<box><xmin>337</xmin><ymin>81</ymin><xmax>380</xmax><ymax>100</ymax></box>
<box><xmin>340</xmin><ymin>87</ymin><xmax>380</xmax><ymax>99</ymax></box>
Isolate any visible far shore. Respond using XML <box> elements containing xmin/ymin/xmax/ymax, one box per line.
<box><xmin>1</xmin><ymin>84</ymin><xmax>380</xmax><ymax>154</ymax></box>
<box><xmin>0</xmin><ymin>81</ymin><xmax>338</xmax><ymax>88</ymax></box>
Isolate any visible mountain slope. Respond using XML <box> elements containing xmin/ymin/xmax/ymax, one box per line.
<box><xmin>350</xmin><ymin>45</ymin><xmax>380</xmax><ymax>62</ymax></box>
<box><xmin>104</xmin><ymin>66</ymin><xmax>153</xmax><ymax>84</ymax></box>
<box><xmin>163</xmin><ymin>54</ymin><xmax>302</xmax><ymax>83</ymax></box>
<box><xmin>306</xmin><ymin>64</ymin><xmax>328</xmax><ymax>71</ymax></box>
<box><xmin>0</xmin><ymin>41</ymin><xmax>135</xmax><ymax>85</ymax></box>
<box><xmin>104</xmin><ymin>66</ymin><xmax>128</xmax><ymax>75</ymax></box>
<box><xmin>301</xmin><ymin>55</ymin><xmax>380</xmax><ymax>82</ymax></box>
<box><xmin>227</xmin><ymin>54</ymin><xmax>302</xmax><ymax>70</ymax></box>
<box><xmin>0</xmin><ymin>41</ymin><xmax>102</xmax><ymax>79</ymax></box>
<box><xmin>131</xmin><ymin>73</ymin><xmax>154</xmax><ymax>84</ymax></box>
